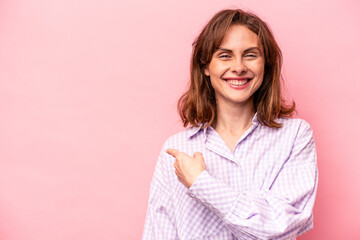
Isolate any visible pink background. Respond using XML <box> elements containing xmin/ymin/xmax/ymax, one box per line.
<box><xmin>1</xmin><ymin>0</ymin><xmax>359</xmax><ymax>239</ymax></box>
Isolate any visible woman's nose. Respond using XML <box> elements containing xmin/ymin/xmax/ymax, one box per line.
<box><xmin>230</xmin><ymin>59</ymin><xmax>247</xmax><ymax>74</ymax></box>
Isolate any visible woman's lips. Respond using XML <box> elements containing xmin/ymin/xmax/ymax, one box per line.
<box><xmin>223</xmin><ymin>77</ymin><xmax>252</xmax><ymax>89</ymax></box>
<box><xmin>227</xmin><ymin>79</ymin><xmax>248</xmax><ymax>86</ymax></box>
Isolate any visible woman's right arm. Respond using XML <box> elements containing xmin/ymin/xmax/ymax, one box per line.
<box><xmin>142</xmin><ymin>148</ymin><xmax>179</xmax><ymax>240</ymax></box>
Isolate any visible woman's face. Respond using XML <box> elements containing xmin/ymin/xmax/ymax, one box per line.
<box><xmin>205</xmin><ymin>24</ymin><xmax>265</xmax><ymax>109</ymax></box>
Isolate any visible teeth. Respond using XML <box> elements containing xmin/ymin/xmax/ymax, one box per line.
<box><xmin>227</xmin><ymin>80</ymin><xmax>248</xmax><ymax>86</ymax></box>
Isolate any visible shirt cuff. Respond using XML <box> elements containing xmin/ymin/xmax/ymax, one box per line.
<box><xmin>187</xmin><ymin>170</ymin><xmax>238</xmax><ymax>218</ymax></box>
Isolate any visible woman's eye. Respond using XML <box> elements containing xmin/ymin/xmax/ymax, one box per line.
<box><xmin>245</xmin><ymin>53</ymin><xmax>258</xmax><ymax>58</ymax></box>
<box><xmin>219</xmin><ymin>54</ymin><xmax>231</xmax><ymax>59</ymax></box>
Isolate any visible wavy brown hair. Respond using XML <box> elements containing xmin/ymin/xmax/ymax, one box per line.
<box><xmin>178</xmin><ymin>9</ymin><xmax>295</xmax><ymax>128</ymax></box>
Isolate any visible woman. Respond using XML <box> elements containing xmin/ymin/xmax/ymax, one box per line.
<box><xmin>143</xmin><ymin>9</ymin><xmax>318</xmax><ymax>240</ymax></box>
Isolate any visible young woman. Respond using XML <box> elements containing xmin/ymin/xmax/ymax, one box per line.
<box><xmin>143</xmin><ymin>9</ymin><xmax>318</xmax><ymax>240</ymax></box>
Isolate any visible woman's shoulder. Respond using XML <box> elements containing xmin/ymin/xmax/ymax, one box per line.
<box><xmin>278</xmin><ymin>117</ymin><xmax>311</xmax><ymax>128</ymax></box>
<box><xmin>275</xmin><ymin>117</ymin><xmax>313</xmax><ymax>137</ymax></box>
<box><xmin>162</xmin><ymin>126</ymin><xmax>203</xmax><ymax>149</ymax></box>
<box><xmin>278</xmin><ymin>117</ymin><xmax>310</xmax><ymax>127</ymax></box>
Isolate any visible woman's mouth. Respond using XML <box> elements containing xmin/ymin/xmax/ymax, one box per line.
<box><xmin>227</xmin><ymin>79</ymin><xmax>249</xmax><ymax>86</ymax></box>
<box><xmin>224</xmin><ymin>78</ymin><xmax>252</xmax><ymax>89</ymax></box>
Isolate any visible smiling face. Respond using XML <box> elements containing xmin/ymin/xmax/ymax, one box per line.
<box><xmin>204</xmin><ymin>24</ymin><xmax>265</xmax><ymax>110</ymax></box>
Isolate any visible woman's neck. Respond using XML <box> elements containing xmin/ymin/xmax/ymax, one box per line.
<box><xmin>212</xmin><ymin>100</ymin><xmax>255</xmax><ymax>137</ymax></box>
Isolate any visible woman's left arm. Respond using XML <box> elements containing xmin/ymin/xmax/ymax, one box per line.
<box><xmin>186</xmin><ymin>122</ymin><xmax>318</xmax><ymax>239</ymax></box>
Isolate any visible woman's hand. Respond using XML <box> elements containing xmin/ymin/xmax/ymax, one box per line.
<box><xmin>166</xmin><ymin>149</ymin><xmax>206</xmax><ymax>188</ymax></box>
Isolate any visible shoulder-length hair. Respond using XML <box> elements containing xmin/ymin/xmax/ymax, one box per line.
<box><xmin>178</xmin><ymin>9</ymin><xmax>295</xmax><ymax>128</ymax></box>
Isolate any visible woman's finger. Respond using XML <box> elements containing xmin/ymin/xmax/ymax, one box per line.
<box><xmin>166</xmin><ymin>148</ymin><xmax>180</xmax><ymax>157</ymax></box>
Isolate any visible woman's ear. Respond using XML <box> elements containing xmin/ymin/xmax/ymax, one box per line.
<box><xmin>204</xmin><ymin>67</ymin><xmax>210</xmax><ymax>76</ymax></box>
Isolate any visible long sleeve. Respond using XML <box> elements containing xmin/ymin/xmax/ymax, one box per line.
<box><xmin>142</xmin><ymin>148</ymin><xmax>179</xmax><ymax>240</ymax></box>
<box><xmin>187</xmin><ymin>122</ymin><xmax>318</xmax><ymax>239</ymax></box>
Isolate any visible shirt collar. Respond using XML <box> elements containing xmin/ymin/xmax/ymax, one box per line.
<box><xmin>186</xmin><ymin>112</ymin><xmax>259</xmax><ymax>139</ymax></box>
<box><xmin>186</xmin><ymin>123</ymin><xmax>205</xmax><ymax>139</ymax></box>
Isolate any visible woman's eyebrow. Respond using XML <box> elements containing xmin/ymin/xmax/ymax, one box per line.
<box><xmin>215</xmin><ymin>47</ymin><xmax>261</xmax><ymax>52</ymax></box>
<box><xmin>244</xmin><ymin>47</ymin><xmax>261</xmax><ymax>52</ymax></box>
<box><xmin>215</xmin><ymin>48</ymin><xmax>233</xmax><ymax>52</ymax></box>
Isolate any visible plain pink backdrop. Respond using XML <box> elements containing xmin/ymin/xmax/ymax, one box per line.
<box><xmin>1</xmin><ymin>0</ymin><xmax>360</xmax><ymax>239</ymax></box>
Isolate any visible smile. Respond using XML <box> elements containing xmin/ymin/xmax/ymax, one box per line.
<box><xmin>223</xmin><ymin>78</ymin><xmax>252</xmax><ymax>89</ymax></box>
<box><xmin>227</xmin><ymin>79</ymin><xmax>248</xmax><ymax>86</ymax></box>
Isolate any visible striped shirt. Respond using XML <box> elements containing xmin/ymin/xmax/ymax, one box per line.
<box><xmin>143</xmin><ymin>116</ymin><xmax>318</xmax><ymax>240</ymax></box>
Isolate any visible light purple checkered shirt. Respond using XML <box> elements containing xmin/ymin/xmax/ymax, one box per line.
<box><xmin>143</xmin><ymin>116</ymin><xmax>318</xmax><ymax>240</ymax></box>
